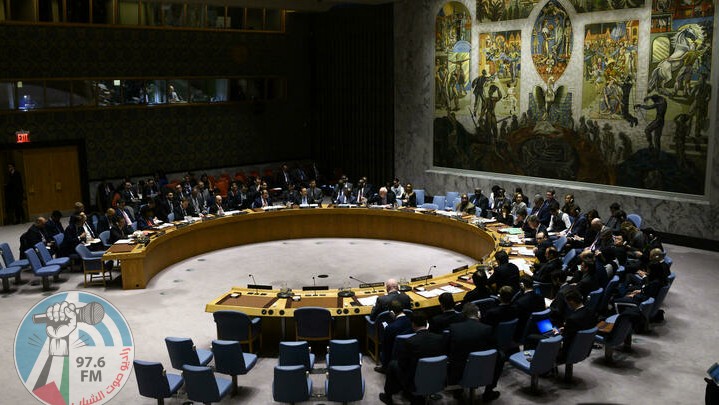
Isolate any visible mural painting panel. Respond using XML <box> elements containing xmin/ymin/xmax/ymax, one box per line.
<box><xmin>435</xmin><ymin>2</ymin><xmax>472</xmax><ymax>115</ymax></box>
<box><xmin>531</xmin><ymin>0</ymin><xmax>572</xmax><ymax>84</ymax></box>
<box><xmin>476</xmin><ymin>30</ymin><xmax>521</xmax><ymax>121</ymax></box>
<box><xmin>476</xmin><ymin>0</ymin><xmax>540</xmax><ymax>22</ymax></box>
<box><xmin>569</xmin><ymin>0</ymin><xmax>645</xmax><ymax>13</ymax></box>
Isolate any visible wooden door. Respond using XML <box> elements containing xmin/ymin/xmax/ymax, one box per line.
<box><xmin>22</xmin><ymin>146</ymin><xmax>82</xmax><ymax>217</ymax></box>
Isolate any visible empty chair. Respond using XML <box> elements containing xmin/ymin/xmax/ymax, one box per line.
<box><xmin>561</xmin><ymin>248</ymin><xmax>577</xmax><ymax>271</ymax></box>
<box><xmin>211</xmin><ymin>340</ymin><xmax>257</xmax><ymax>396</ymax></box>
<box><xmin>626</xmin><ymin>214</ymin><xmax>642</xmax><ymax>228</ymax></box>
<box><xmin>294</xmin><ymin>307</ymin><xmax>332</xmax><ymax>342</ymax></box>
<box><xmin>0</xmin><ymin>261</ymin><xmax>22</xmax><ymax>293</ymax></box>
<box><xmin>553</xmin><ymin>236</ymin><xmax>568</xmax><ymax>252</ymax></box>
<box><xmin>133</xmin><ymin>360</ymin><xmax>184</xmax><ymax>405</ymax></box>
<box><xmin>494</xmin><ymin>318</ymin><xmax>519</xmax><ymax>353</ymax></box>
<box><xmin>586</xmin><ymin>288</ymin><xmax>604</xmax><ymax>314</ymax></box>
<box><xmin>325</xmin><ymin>364</ymin><xmax>365</xmax><ymax>404</ymax></box>
<box><xmin>75</xmin><ymin>244</ymin><xmax>112</xmax><ymax>287</ymax></box>
<box><xmin>414</xmin><ymin>189</ymin><xmax>425</xmax><ymax>206</ymax></box>
<box><xmin>25</xmin><ymin>248</ymin><xmax>62</xmax><ymax>291</ymax></box>
<box><xmin>34</xmin><ymin>242</ymin><xmax>71</xmax><ymax>270</ymax></box>
<box><xmin>326</xmin><ymin>339</ymin><xmax>362</xmax><ymax>367</ymax></box>
<box><xmin>365</xmin><ymin>310</ymin><xmax>393</xmax><ymax>363</ymax></box>
<box><xmin>279</xmin><ymin>341</ymin><xmax>316</xmax><ymax>371</ymax></box>
<box><xmin>420</xmin><ymin>203</ymin><xmax>439</xmax><ymax>210</ymax></box>
<box><xmin>445</xmin><ymin>192</ymin><xmax>460</xmax><ymax>209</ymax></box>
<box><xmin>413</xmin><ymin>355</ymin><xmax>448</xmax><ymax>401</ymax></box>
<box><xmin>182</xmin><ymin>365</ymin><xmax>232</xmax><ymax>405</ymax></box>
<box><xmin>595</xmin><ymin>313</ymin><xmax>634</xmax><ymax>362</ymax></box>
<box><xmin>432</xmin><ymin>195</ymin><xmax>446</xmax><ymax>210</ymax></box>
<box><xmin>212</xmin><ymin>310</ymin><xmax>262</xmax><ymax>353</ymax></box>
<box><xmin>99</xmin><ymin>230</ymin><xmax>112</xmax><ymax>248</ymax></box>
<box><xmin>1</xmin><ymin>242</ymin><xmax>29</xmax><ymax>269</ymax></box>
<box><xmin>562</xmin><ymin>327</ymin><xmax>598</xmax><ymax>381</ymax></box>
<box><xmin>508</xmin><ymin>335</ymin><xmax>563</xmax><ymax>392</ymax></box>
<box><xmin>458</xmin><ymin>349</ymin><xmax>498</xmax><ymax>404</ymax></box>
<box><xmin>165</xmin><ymin>337</ymin><xmax>213</xmax><ymax>371</ymax></box>
<box><xmin>273</xmin><ymin>365</ymin><xmax>313</xmax><ymax>404</ymax></box>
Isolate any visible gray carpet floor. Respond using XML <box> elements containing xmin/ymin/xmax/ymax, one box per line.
<box><xmin>0</xmin><ymin>220</ymin><xmax>717</xmax><ymax>404</ymax></box>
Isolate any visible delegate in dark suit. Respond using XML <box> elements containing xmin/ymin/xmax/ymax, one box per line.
<box><xmin>559</xmin><ymin>305</ymin><xmax>598</xmax><ymax>362</ymax></box>
<box><xmin>370</xmin><ymin>291</ymin><xmax>411</xmax><ymax>321</ymax></box>
<box><xmin>481</xmin><ymin>303</ymin><xmax>519</xmax><ymax>327</ymax></box>
<box><xmin>429</xmin><ymin>310</ymin><xmax>464</xmax><ymax>333</ymax></box>
<box><xmin>447</xmin><ymin>318</ymin><xmax>501</xmax><ymax>387</ymax></box>
<box><xmin>381</xmin><ymin>314</ymin><xmax>412</xmax><ymax>368</ymax></box>
<box><xmin>487</xmin><ymin>256</ymin><xmax>520</xmax><ymax>293</ymax></box>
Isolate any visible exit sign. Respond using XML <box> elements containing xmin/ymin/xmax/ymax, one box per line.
<box><xmin>16</xmin><ymin>131</ymin><xmax>30</xmax><ymax>143</ymax></box>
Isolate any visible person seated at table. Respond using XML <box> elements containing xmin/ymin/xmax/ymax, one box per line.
<box><xmin>533</xmin><ymin>232</ymin><xmax>554</xmax><ymax>263</ymax></box>
<box><xmin>58</xmin><ymin>214</ymin><xmax>86</xmax><ymax>257</ymax></box>
<box><xmin>533</xmin><ymin>246</ymin><xmax>562</xmax><ymax>283</ymax></box>
<box><xmin>189</xmin><ymin>186</ymin><xmax>208</xmax><ymax>216</ymax></box>
<box><xmin>154</xmin><ymin>192</ymin><xmax>174</xmax><ymax>223</ymax></box>
<box><xmin>454</xmin><ymin>193</ymin><xmax>476</xmax><ymax>215</ymax></box>
<box><xmin>45</xmin><ymin>210</ymin><xmax>65</xmax><ymax>237</ymax></box>
<box><xmin>334</xmin><ymin>187</ymin><xmax>357</xmax><ymax>205</ymax></box>
<box><xmin>19</xmin><ymin>217</ymin><xmax>52</xmax><ymax>258</ymax></box>
<box><xmin>307</xmin><ymin>179</ymin><xmax>324</xmax><ymax>204</ymax></box>
<box><xmin>108</xmin><ymin>216</ymin><xmax>131</xmax><ymax>244</ymax></box>
<box><xmin>488</xmin><ymin>250</ymin><xmax>520</xmax><ymax>293</ymax></box>
<box><xmin>481</xmin><ymin>286</ymin><xmax>519</xmax><ymax>327</ymax></box>
<box><xmin>96</xmin><ymin>208</ymin><xmax>116</xmax><ymax>234</ymax></box>
<box><xmin>173</xmin><ymin>197</ymin><xmax>194</xmax><ymax>219</ymax></box>
<box><xmin>513</xmin><ymin>275</ymin><xmax>546</xmax><ymax>333</ymax></box>
<box><xmin>510</xmin><ymin>192</ymin><xmax>527</xmax><ymax>219</ymax></box>
<box><xmin>136</xmin><ymin>204</ymin><xmax>157</xmax><ymax>230</ymax></box>
<box><xmin>293</xmin><ymin>187</ymin><xmax>314</xmax><ymax>206</ymax></box>
<box><xmin>252</xmin><ymin>189</ymin><xmax>273</xmax><ymax>208</ymax></box>
<box><xmin>401</xmin><ymin>183</ymin><xmax>416</xmax><ymax>207</ymax></box>
<box><xmin>429</xmin><ymin>292</ymin><xmax>465</xmax><ymax>333</ymax></box>
<box><xmin>461</xmin><ymin>270</ymin><xmax>492</xmax><ymax>305</ymax></box>
<box><xmin>524</xmin><ymin>214</ymin><xmax>548</xmax><ymax>242</ymax></box>
<box><xmin>390</xmin><ymin>178</ymin><xmax>405</xmax><ymax>202</ymax></box>
<box><xmin>354</xmin><ymin>178</ymin><xmax>372</xmax><ymax>204</ymax></box>
<box><xmin>496</xmin><ymin>204</ymin><xmax>514</xmax><ymax>226</ymax></box>
<box><xmin>368</xmin><ymin>187</ymin><xmax>396</xmax><ymax>206</ymax></box>
<box><xmin>208</xmin><ymin>195</ymin><xmax>226</xmax><ymax>216</ymax></box>
<box><xmin>616</xmin><ymin>248</ymin><xmax>670</xmax><ymax>306</ymax></box>
<box><xmin>568</xmin><ymin>253</ymin><xmax>601</xmax><ymax>297</ymax></box>
<box><xmin>376</xmin><ymin>300</ymin><xmax>413</xmax><ymax>374</ymax></box>
<box><xmin>282</xmin><ymin>183</ymin><xmax>300</xmax><ymax>205</ymax></box>
<box><xmin>470</xmin><ymin>188</ymin><xmax>490</xmax><ymax>217</ymax></box>
<box><xmin>548</xmin><ymin>200</ymin><xmax>571</xmax><ymax>233</ymax></box>
<box><xmin>370</xmin><ymin>278</ymin><xmax>412</xmax><ymax>321</ymax></box>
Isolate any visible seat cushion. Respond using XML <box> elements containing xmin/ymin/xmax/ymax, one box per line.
<box><xmin>166</xmin><ymin>373</ymin><xmax>183</xmax><ymax>395</ymax></box>
<box><xmin>0</xmin><ymin>266</ymin><xmax>22</xmax><ymax>278</ymax></box>
<box><xmin>508</xmin><ymin>350</ymin><xmax>533</xmax><ymax>373</ymax></box>
<box><xmin>35</xmin><ymin>264</ymin><xmax>62</xmax><ymax>277</ymax></box>
<box><xmin>216</xmin><ymin>377</ymin><xmax>233</xmax><ymax>398</ymax></box>
<box><xmin>243</xmin><ymin>353</ymin><xmax>258</xmax><ymax>372</ymax></box>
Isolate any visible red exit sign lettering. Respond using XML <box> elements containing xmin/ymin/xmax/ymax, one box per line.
<box><xmin>16</xmin><ymin>131</ymin><xmax>30</xmax><ymax>143</ymax></box>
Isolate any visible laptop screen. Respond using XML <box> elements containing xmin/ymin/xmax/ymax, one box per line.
<box><xmin>536</xmin><ymin>318</ymin><xmax>554</xmax><ymax>334</ymax></box>
<box><xmin>708</xmin><ymin>363</ymin><xmax>719</xmax><ymax>384</ymax></box>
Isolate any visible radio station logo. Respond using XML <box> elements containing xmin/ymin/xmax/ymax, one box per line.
<box><xmin>14</xmin><ymin>291</ymin><xmax>134</xmax><ymax>405</ymax></box>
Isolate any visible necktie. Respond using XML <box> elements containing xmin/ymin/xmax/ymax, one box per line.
<box><xmin>123</xmin><ymin>210</ymin><xmax>131</xmax><ymax>226</ymax></box>
<box><xmin>302</xmin><ymin>197</ymin><xmax>307</xmax><ymax>205</ymax></box>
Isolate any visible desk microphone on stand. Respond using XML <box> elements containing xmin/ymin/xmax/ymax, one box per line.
<box><xmin>349</xmin><ymin>275</ymin><xmax>376</xmax><ymax>293</ymax></box>
<box><xmin>425</xmin><ymin>265</ymin><xmax>436</xmax><ymax>287</ymax></box>
<box><xmin>312</xmin><ymin>275</ymin><xmax>318</xmax><ymax>297</ymax></box>
<box><xmin>248</xmin><ymin>274</ymin><xmax>259</xmax><ymax>295</ymax></box>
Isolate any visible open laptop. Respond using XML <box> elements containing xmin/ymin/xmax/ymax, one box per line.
<box><xmin>536</xmin><ymin>318</ymin><xmax>556</xmax><ymax>335</ymax></box>
<box><xmin>708</xmin><ymin>363</ymin><xmax>719</xmax><ymax>384</ymax></box>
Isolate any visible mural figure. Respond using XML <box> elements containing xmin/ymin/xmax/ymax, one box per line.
<box><xmin>571</xmin><ymin>0</ymin><xmax>645</xmax><ymax>13</ymax></box>
<box><xmin>477</xmin><ymin>0</ymin><xmax>540</xmax><ymax>22</ymax></box>
<box><xmin>477</xmin><ymin>30</ymin><xmax>521</xmax><ymax>120</ymax></box>
<box><xmin>648</xmin><ymin>24</ymin><xmax>706</xmax><ymax>95</ymax></box>
<box><xmin>435</xmin><ymin>2</ymin><xmax>471</xmax><ymax>113</ymax></box>
<box><xmin>531</xmin><ymin>0</ymin><xmax>572</xmax><ymax>83</ymax></box>
<box><xmin>634</xmin><ymin>94</ymin><xmax>667</xmax><ymax>154</ymax></box>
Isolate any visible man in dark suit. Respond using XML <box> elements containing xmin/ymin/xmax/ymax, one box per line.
<box><xmin>535</xmin><ymin>189</ymin><xmax>555</xmax><ymax>227</ymax></box>
<box><xmin>513</xmin><ymin>276</ymin><xmax>547</xmax><ymax>340</ymax></box>
<box><xmin>354</xmin><ymin>178</ymin><xmax>371</xmax><ymax>204</ymax></box>
<box><xmin>19</xmin><ymin>217</ymin><xmax>51</xmax><ymax>258</ymax></box>
<box><xmin>252</xmin><ymin>190</ymin><xmax>273</xmax><ymax>209</ymax></box>
<box><xmin>447</xmin><ymin>303</ymin><xmax>503</xmax><ymax>402</ymax></box>
<box><xmin>154</xmin><ymin>192</ymin><xmax>174</xmax><ymax>222</ymax></box>
<box><xmin>461</xmin><ymin>270</ymin><xmax>492</xmax><ymax>305</ymax></box>
<box><xmin>487</xmin><ymin>250</ymin><xmax>520</xmax><ymax>293</ymax></box>
<box><xmin>377</xmin><ymin>300</ymin><xmax>413</xmax><ymax>373</ymax></box>
<box><xmin>380</xmin><ymin>312</ymin><xmax>445</xmax><ymax>405</ymax></box>
<box><xmin>334</xmin><ymin>187</ymin><xmax>357</xmax><ymax>205</ymax></box>
<box><xmin>307</xmin><ymin>179</ymin><xmax>324</xmax><ymax>204</ymax></box>
<box><xmin>558</xmin><ymin>288</ymin><xmax>598</xmax><ymax>362</ymax></box>
<box><xmin>482</xmin><ymin>286</ymin><xmax>519</xmax><ymax>327</ymax></box>
<box><xmin>370</xmin><ymin>279</ymin><xmax>412</xmax><ymax>321</ymax></box>
<box><xmin>45</xmin><ymin>210</ymin><xmax>65</xmax><ymax>237</ymax></box>
<box><xmin>525</xmin><ymin>214</ymin><xmax>548</xmax><ymax>242</ymax></box>
<box><xmin>96</xmin><ymin>180</ymin><xmax>115</xmax><ymax>213</ymax></box>
<box><xmin>95</xmin><ymin>208</ymin><xmax>116</xmax><ymax>235</ymax></box>
<box><xmin>429</xmin><ymin>292</ymin><xmax>464</xmax><ymax>333</ymax></box>
<box><xmin>533</xmin><ymin>231</ymin><xmax>554</xmax><ymax>263</ymax></box>
<box><xmin>293</xmin><ymin>187</ymin><xmax>314</xmax><ymax>206</ymax></box>
<box><xmin>533</xmin><ymin>246</ymin><xmax>562</xmax><ymax>283</ymax></box>
<box><xmin>368</xmin><ymin>187</ymin><xmax>397</xmax><ymax>206</ymax></box>
<box><xmin>469</xmin><ymin>188</ymin><xmax>490</xmax><ymax>217</ymax></box>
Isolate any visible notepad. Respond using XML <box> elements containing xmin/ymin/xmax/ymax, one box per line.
<box><xmin>357</xmin><ymin>296</ymin><xmax>379</xmax><ymax>306</ymax></box>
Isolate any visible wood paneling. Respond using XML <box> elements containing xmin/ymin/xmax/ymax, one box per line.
<box><xmin>22</xmin><ymin>146</ymin><xmax>81</xmax><ymax>215</ymax></box>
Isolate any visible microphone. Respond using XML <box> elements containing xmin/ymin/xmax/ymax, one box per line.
<box><xmin>425</xmin><ymin>265</ymin><xmax>437</xmax><ymax>287</ymax></box>
<box><xmin>249</xmin><ymin>274</ymin><xmax>259</xmax><ymax>295</ymax></box>
<box><xmin>312</xmin><ymin>275</ymin><xmax>318</xmax><ymax>297</ymax></box>
<box><xmin>349</xmin><ymin>275</ymin><xmax>376</xmax><ymax>293</ymax></box>
<box><xmin>33</xmin><ymin>302</ymin><xmax>105</xmax><ymax>325</ymax></box>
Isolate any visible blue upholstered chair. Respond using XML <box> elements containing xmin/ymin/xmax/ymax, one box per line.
<box><xmin>495</xmin><ymin>318</ymin><xmax>519</xmax><ymax>353</ymax></box>
<box><xmin>294</xmin><ymin>307</ymin><xmax>332</xmax><ymax>342</ymax></box>
<box><xmin>1</xmin><ymin>242</ymin><xmax>29</xmax><ymax>269</ymax></box>
<box><xmin>459</xmin><ymin>349</ymin><xmax>498</xmax><ymax>403</ymax></box>
<box><xmin>563</xmin><ymin>327</ymin><xmax>598</xmax><ymax>381</ymax></box>
<box><xmin>279</xmin><ymin>341</ymin><xmax>315</xmax><ymax>371</ymax></box>
<box><xmin>414</xmin><ymin>189</ymin><xmax>425</xmax><ymax>206</ymax></box>
<box><xmin>273</xmin><ymin>365</ymin><xmax>312</xmax><ymax>404</ymax></box>
<box><xmin>392</xmin><ymin>333</ymin><xmax>415</xmax><ymax>360</ymax></box>
<box><xmin>519</xmin><ymin>308</ymin><xmax>551</xmax><ymax>345</ymax></box>
<box><xmin>211</xmin><ymin>340</ymin><xmax>257</xmax><ymax>396</ymax></box>
<box><xmin>595</xmin><ymin>313</ymin><xmax>634</xmax><ymax>362</ymax></box>
<box><xmin>626</xmin><ymin>214</ymin><xmax>642</xmax><ymax>228</ymax></box>
<box><xmin>445</xmin><ymin>192</ymin><xmax>460</xmax><ymax>210</ymax></box>
<box><xmin>165</xmin><ymin>337</ymin><xmax>213</xmax><ymax>371</ymax></box>
<box><xmin>212</xmin><ymin>310</ymin><xmax>262</xmax><ymax>353</ymax></box>
<box><xmin>326</xmin><ymin>339</ymin><xmax>362</xmax><ymax>367</ymax></box>
<box><xmin>421</xmin><ymin>203</ymin><xmax>439</xmax><ymax>210</ymax></box>
<box><xmin>508</xmin><ymin>335</ymin><xmax>563</xmax><ymax>392</ymax></box>
<box><xmin>325</xmin><ymin>364</ymin><xmax>365</xmax><ymax>404</ymax></box>
<box><xmin>365</xmin><ymin>310</ymin><xmax>393</xmax><ymax>363</ymax></box>
<box><xmin>0</xmin><ymin>261</ymin><xmax>22</xmax><ymax>293</ymax></box>
<box><xmin>133</xmin><ymin>360</ymin><xmax>183</xmax><ymax>405</ymax></box>
<box><xmin>99</xmin><ymin>231</ymin><xmax>112</xmax><ymax>248</ymax></box>
<box><xmin>25</xmin><ymin>248</ymin><xmax>62</xmax><ymax>291</ymax></box>
<box><xmin>586</xmin><ymin>287</ymin><xmax>604</xmax><ymax>314</ymax></box>
<box><xmin>75</xmin><ymin>244</ymin><xmax>112</xmax><ymax>287</ymax></box>
<box><xmin>34</xmin><ymin>241</ymin><xmax>71</xmax><ymax>270</ymax></box>
<box><xmin>182</xmin><ymin>365</ymin><xmax>232</xmax><ymax>404</ymax></box>
<box><xmin>553</xmin><ymin>236</ymin><xmax>568</xmax><ymax>252</ymax></box>
<box><xmin>432</xmin><ymin>195</ymin><xmax>446</xmax><ymax>210</ymax></box>
<box><xmin>598</xmin><ymin>275</ymin><xmax>620</xmax><ymax>316</ymax></box>
<box><xmin>413</xmin><ymin>355</ymin><xmax>448</xmax><ymax>400</ymax></box>
<box><xmin>561</xmin><ymin>248</ymin><xmax>577</xmax><ymax>271</ymax></box>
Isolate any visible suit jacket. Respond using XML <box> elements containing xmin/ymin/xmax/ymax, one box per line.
<box><xmin>429</xmin><ymin>310</ymin><xmax>465</xmax><ymax>333</ymax></box>
<box><xmin>567</xmin><ymin>214</ymin><xmax>588</xmax><ymax>238</ymax></box>
<box><xmin>208</xmin><ymin>202</ymin><xmax>225</xmax><ymax>215</ymax></box>
<box><xmin>398</xmin><ymin>329</ymin><xmax>446</xmax><ymax>391</ymax></box>
<box><xmin>155</xmin><ymin>198</ymin><xmax>173</xmax><ymax>222</ymax></box>
<box><xmin>461</xmin><ymin>285</ymin><xmax>492</xmax><ymax>305</ymax></box>
<box><xmin>334</xmin><ymin>193</ymin><xmax>357</xmax><ymax>205</ymax></box>
<box><xmin>513</xmin><ymin>291</ymin><xmax>546</xmax><ymax>338</ymax></box>
<box><xmin>368</xmin><ymin>191</ymin><xmax>396</xmax><ymax>206</ymax></box>
<box><xmin>381</xmin><ymin>315</ymin><xmax>413</xmax><ymax>367</ymax></box>
<box><xmin>370</xmin><ymin>291</ymin><xmax>411</xmax><ymax>321</ymax></box>
<box><xmin>308</xmin><ymin>187</ymin><xmax>323</xmax><ymax>203</ymax></box>
<box><xmin>293</xmin><ymin>194</ymin><xmax>315</xmax><ymax>206</ymax></box>
<box><xmin>469</xmin><ymin>194</ymin><xmax>489</xmax><ymax>217</ymax></box>
<box><xmin>45</xmin><ymin>219</ymin><xmax>64</xmax><ymax>236</ymax></box>
<box><xmin>561</xmin><ymin>305</ymin><xmax>598</xmax><ymax>357</ymax></box>
<box><xmin>405</xmin><ymin>192</ymin><xmax>417</xmax><ymax>208</ymax></box>
<box><xmin>447</xmin><ymin>319</ymin><xmax>496</xmax><ymax>384</ymax></box>
<box><xmin>536</xmin><ymin>200</ymin><xmax>553</xmax><ymax>226</ymax></box>
<box><xmin>488</xmin><ymin>262</ymin><xmax>520</xmax><ymax>293</ymax></box>
<box><xmin>95</xmin><ymin>215</ymin><xmax>113</xmax><ymax>235</ymax></box>
<box><xmin>59</xmin><ymin>225</ymin><xmax>83</xmax><ymax>257</ymax></box>
<box><xmin>533</xmin><ymin>258</ymin><xmax>562</xmax><ymax>283</ymax></box>
<box><xmin>108</xmin><ymin>224</ymin><xmax>129</xmax><ymax>244</ymax></box>
<box><xmin>173</xmin><ymin>204</ymin><xmax>190</xmax><ymax>220</ymax></box>
<box><xmin>482</xmin><ymin>304</ymin><xmax>519</xmax><ymax>327</ymax></box>
<box><xmin>252</xmin><ymin>196</ymin><xmax>273</xmax><ymax>209</ymax></box>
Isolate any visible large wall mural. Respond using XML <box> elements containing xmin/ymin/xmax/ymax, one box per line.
<box><xmin>433</xmin><ymin>0</ymin><xmax>715</xmax><ymax>195</ymax></box>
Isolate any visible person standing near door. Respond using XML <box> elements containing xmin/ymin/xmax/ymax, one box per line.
<box><xmin>5</xmin><ymin>163</ymin><xmax>24</xmax><ymax>224</ymax></box>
